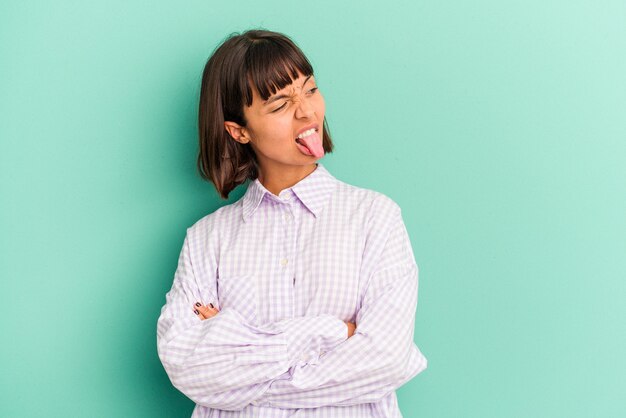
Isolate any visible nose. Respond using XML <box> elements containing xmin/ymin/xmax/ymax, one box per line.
<box><xmin>294</xmin><ymin>92</ymin><xmax>315</xmax><ymax>119</ymax></box>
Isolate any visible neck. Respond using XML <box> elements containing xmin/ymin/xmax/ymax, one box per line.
<box><xmin>257</xmin><ymin>163</ymin><xmax>318</xmax><ymax>196</ymax></box>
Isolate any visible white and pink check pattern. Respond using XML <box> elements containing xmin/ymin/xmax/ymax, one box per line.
<box><xmin>157</xmin><ymin>163</ymin><xmax>427</xmax><ymax>417</ymax></box>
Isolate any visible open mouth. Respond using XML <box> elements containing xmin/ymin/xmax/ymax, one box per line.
<box><xmin>295</xmin><ymin>127</ymin><xmax>318</xmax><ymax>143</ymax></box>
<box><xmin>294</xmin><ymin>128</ymin><xmax>324</xmax><ymax>157</ymax></box>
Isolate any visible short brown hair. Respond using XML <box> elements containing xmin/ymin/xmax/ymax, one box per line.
<box><xmin>197</xmin><ymin>29</ymin><xmax>334</xmax><ymax>199</ymax></box>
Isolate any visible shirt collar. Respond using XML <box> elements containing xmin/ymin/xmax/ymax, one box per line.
<box><xmin>242</xmin><ymin>163</ymin><xmax>338</xmax><ymax>222</ymax></box>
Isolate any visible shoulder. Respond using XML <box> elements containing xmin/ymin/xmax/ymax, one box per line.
<box><xmin>332</xmin><ymin>177</ymin><xmax>402</xmax><ymax>219</ymax></box>
<box><xmin>185</xmin><ymin>198</ymin><xmax>243</xmax><ymax>242</ymax></box>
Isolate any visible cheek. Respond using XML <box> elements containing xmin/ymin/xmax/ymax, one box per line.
<box><xmin>268</xmin><ymin>119</ymin><xmax>294</xmax><ymax>142</ymax></box>
<box><xmin>251</xmin><ymin>116</ymin><xmax>288</xmax><ymax>141</ymax></box>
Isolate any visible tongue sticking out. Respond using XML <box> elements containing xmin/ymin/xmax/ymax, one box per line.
<box><xmin>295</xmin><ymin>130</ymin><xmax>325</xmax><ymax>158</ymax></box>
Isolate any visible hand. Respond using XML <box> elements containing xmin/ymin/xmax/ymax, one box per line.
<box><xmin>194</xmin><ymin>302</ymin><xmax>220</xmax><ymax>320</ymax></box>
<box><xmin>344</xmin><ymin>321</ymin><xmax>356</xmax><ymax>338</ymax></box>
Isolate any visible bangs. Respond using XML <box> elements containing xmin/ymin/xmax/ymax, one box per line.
<box><xmin>243</xmin><ymin>38</ymin><xmax>314</xmax><ymax>106</ymax></box>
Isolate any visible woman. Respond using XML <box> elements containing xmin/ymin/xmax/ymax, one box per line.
<box><xmin>157</xmin><ymin>29</ymin><xmax>427</xmax><ymax>418</ymax></box>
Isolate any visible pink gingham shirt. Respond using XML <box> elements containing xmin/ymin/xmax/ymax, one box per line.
<box><xmin>157</xmin><ymin>163</ymin><xmax>427</xmax><ymax>417</ymax></box>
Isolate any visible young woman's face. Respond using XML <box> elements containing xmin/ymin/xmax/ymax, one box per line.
<box><xmin>226</xmin><ymin>71</ymin><xmax>326</xmax><ymax>173</ymax></box>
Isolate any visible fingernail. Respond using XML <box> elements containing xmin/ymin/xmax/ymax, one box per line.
<box><xmin>195</xmin><ymin>302</ymin><xmax>201</xmax><ymax>307</ymax></box>
<box><xmin>209</xmin><ymin>303</ymin><xmax>214</xmax><ymax>308</ymax></box>
<box><xmin>194</xmin><ymin>309</ymin><xmax>199</xmax><ymax>315</ymax></box>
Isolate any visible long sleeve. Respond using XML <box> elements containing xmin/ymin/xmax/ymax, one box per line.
<box><xmin>156</xmin><ymin>232</ymin><xmax>348</xmax><ymax>411</ymax></box>
<box><xmin>250</xmin><ymin>204</ymin><xmax>428</xmax><ymax>409</ymax></box>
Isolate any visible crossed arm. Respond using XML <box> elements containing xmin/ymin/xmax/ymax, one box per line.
<box><xmin>194</xmin><ymin>303</ymin><xmax>357</xmax><ymax>338</ymax></box>
<box><xmin>157</xmin><ymin>205</ymin><xmax>426</xmax><ymax>411</ymax></box>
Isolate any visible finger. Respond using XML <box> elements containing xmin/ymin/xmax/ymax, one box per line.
<box><xmin>193</xmin><ymin>307</ymin><xmax>206</xmax><ymax>320</ymax></box>
<box><xmin>195</xmin><ymin>301</ymin><xmax>218</xmax><ymax>310</ymax></box>
<box><xmin>197</xmin><ymin>305</ymin><xmax>217</xmax><ymax>319</ymax></box>
<box><xmin>193</xmin><ymin>302</ymin><xmax>209</xmax><ymax>318</ymax></box>
<box><xmin>205</xmin><ymin>303</ymin><xmax>220</xmax><ymax>314</ymax></box>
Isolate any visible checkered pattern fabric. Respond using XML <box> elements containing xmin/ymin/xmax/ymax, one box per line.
<box><xmin>157</xmin><ymin>163</ymin><xmax>427</xmax><ymax>417</ymax></box>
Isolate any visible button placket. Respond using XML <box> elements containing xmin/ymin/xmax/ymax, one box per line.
<box><xmin>280</xmin><ymin>200</ymin><xmax>296</xmax><ymax>319</ymax></box>
<box><xmin>282</xmin><ymin>205</ymin><xmax>294</xmax><ymax>223</ymax></box>
<box><xmin>279</xmin><ymin>205</ymin><xmax>291</xmax><ymax>268</ymax></box>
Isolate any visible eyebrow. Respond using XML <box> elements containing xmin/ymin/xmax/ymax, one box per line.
<box><xmin>264</xmin><ymin>75</ymin><xmax>313</xmax><ymax>106</ymax></box>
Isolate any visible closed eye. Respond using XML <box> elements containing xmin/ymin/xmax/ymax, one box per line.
<box><xmin>272</xmin><ymin>102</ymin><xmax>287</xmax><ymax>113</ymax></box>
<box><xmin>271</xmin><ymin>87</ymin><xmax>319</xmax><ymax>113</ymax></box>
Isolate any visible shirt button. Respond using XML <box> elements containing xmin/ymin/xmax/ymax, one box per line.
<box><xmin>283</xmin><ymin>214</ymin><xmax>291</xmax><ymax>221</ymax></box>
<box><xmin>280</xmin><ymin>258</ymin><xmax>288</xmax><ymax>266</ymax></box>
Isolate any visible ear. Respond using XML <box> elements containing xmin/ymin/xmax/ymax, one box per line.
<box><xmin>224</xmin><ymin>121</ymin><xmax>250</xmax><ymax>144</ymax></box>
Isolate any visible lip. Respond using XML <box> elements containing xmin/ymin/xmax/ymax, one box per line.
<box><xmin>295</xmin><ymin>123</ymin><xmax>319</xmax><ymax>139</ymax></box>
